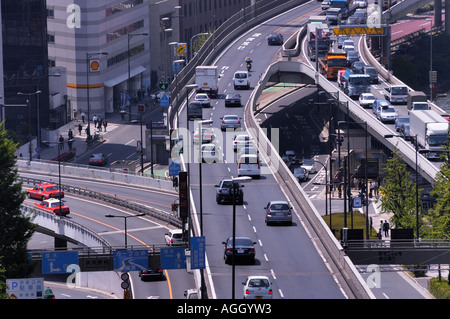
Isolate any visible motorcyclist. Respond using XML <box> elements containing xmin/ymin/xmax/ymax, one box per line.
<box><xmin>245</xmin><ymin>57</ymin><xmax>252</xmax><ymax>71</ymax></box>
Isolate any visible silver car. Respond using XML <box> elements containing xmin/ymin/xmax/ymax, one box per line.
<box><xmin>264</xmin><ymin>200</ymin><xmax>293</xmax><ymax>226</ymax></box>
<box><xmin>220</xmin><ymin>114</ymin><xmax>241</xmax><ymax>131</ymax></box>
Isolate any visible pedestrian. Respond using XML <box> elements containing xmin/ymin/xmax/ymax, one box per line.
<box><xmin>102</xmin><ymin>119</ymin><xmax>107</xmax><ymax>132</ymax></box>
<box><xmin>374</xmin><ymin>180</ymin><xmax>379</xmax><ymax>197</ymax></box>
<box><xmin>369</xmin><ymin>181</ymin><xmax>374</xmax><ymax>198</ymax></box>
<box><xmin>81</xmin><ymin>111</ymin><xmax>86</xmax><ymax>124</ymax></box>
<box><xmin>93</xmin><ymin>115</ymin><xmax>98</xmax><ymax>128</ymax></box>
<box><xmin>120</xmin><ymin>111</ymin><xmax>125</xmax><ymax>122</ymax></box>
<box><xmin>383</xmin><ymin>221</ymin><xmax>389</xmax><ymax>237</ymax></box>
<box><xmin>377</xmin><ymin>228</ymin><xmax>382</xmax><ymax>240</ymax></box>
<box><xmin>97</xmin><ymin>116</ymin><xmax>102</xmax><ymax>130</ymax></box>
<box><xmin>68</xmin><ymin>128</ymin><xmax>73</xmax><ymax>141</ymax></box>
<box><xmin>68</xmin><ymin>139</ymin><xmax>73</xmax><ymax>151</ymax></box>
<box><xmin>78</xmin><ymin>123</ymin><xmax>83</xmax><ymax>135</ymax></box>
<box><xmin>59</xmin><ymin>135</ymin><xmax>64</xmax><ymax>150</ymax></box>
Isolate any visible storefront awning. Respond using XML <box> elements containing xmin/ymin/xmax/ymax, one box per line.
<box><xmin>104</xmin><ymin>65</ymin><xmax>146</xmax><ymax>88</ymax></box>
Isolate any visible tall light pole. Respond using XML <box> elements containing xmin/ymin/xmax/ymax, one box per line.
<box><xmin>426</xmin><ymin>18</ymin><xmax>434</xmax><ymax>102</ymax></box>
<box><xmin>105</xmin><ymin>213</ymin><xmax>146</xmax><ymax>248</ymax></box>
<box><xmin>86</xmin><ymin>52</ymin><xmax>108</xmax><ymax>139</ymax></box>
<box><xmin>17</xmin><ymin>90</ymin><xmax>41</xmax><ymax>161</ymax></box>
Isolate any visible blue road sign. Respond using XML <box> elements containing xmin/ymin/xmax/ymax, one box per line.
<box><xmin>160</xmin><ymin>94</ymin><xmax>170</xmax><ymax>107</ymax></box>
<box><xmin>190</xmin><ymin>236</ymin><xmax>205</xmax><ymax>269</ymax></box>
<box><xmin>353</xmin><ymin>196</ymin><xmax>362</xmax><ymax>208</ymax></box>
<box><xmin>113</xmin><ymin>250</ymin><xmax>148</xmax><ymax>272</ymax></box>
<box><xmin>160</xmin><ymin>247</ymin><xmax>186</xmax><ymax>269</ymax></box>
<box><xmin>6</xmin><ymin>278</ymin><xmax>44</xmax><ymax>299</ymax></box>
<box><xmin>42</xmin><ymin>251</ymin><xmax>79</xmax><ymax>274</ymax></box>
<box><xmin>169</xmin><ymin>161</ymin><xmax>181</xmax><ymax>177</ymax></box>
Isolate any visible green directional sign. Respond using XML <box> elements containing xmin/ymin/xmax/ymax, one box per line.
<box><xmin>159</xmin><ymin>79</ymin><xmax>169</xmax><ymax>90</ymax></box>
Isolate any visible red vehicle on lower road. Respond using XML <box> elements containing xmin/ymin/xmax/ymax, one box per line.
<box><xmin>35</xmin><ymin>198</ymin><xmax>70</xmax><ymax>216</ymax></box>
<box><xmin>26</xmin><ymin>183</ymin><xmax>64</xmax><ymax>200</ymax></box>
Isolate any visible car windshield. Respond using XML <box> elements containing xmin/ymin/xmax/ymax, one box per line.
<box><xmin>429</xmin><ymin>135</ymin><xmax>448</xmax><ymax>146</ymax></box>
<box><xmin>397</xmin><ymin>118</ymin><xmax>409</xmax><ymax>123</ymax></box>
<box><xmin>392</xmin><ymin>87</ymin><xmax>407</xmax><ymax>95</ymax></box>
<box><xmin>221</xmin><ymin>181</ymin><xmax>234</xmax><ymax>188</ymax></box>
<box><xmin>224</xmin><ymin>115</ymin><xmax>239</xmax><ymax>120</ymax></box>
<box><xmin>384</xmin><ymin>108</ymin><xmax>396</xmax><ymax>113</ymax></box>
<box><xmin>172</xmin><ymin>233</ymin><xmax>182</xmax><ymax>239</ymax></box>
<box><xmin>365</xmin><ymin>68</ymin><xmax>376</xmax><ymax>75</ymax></box>
<box><xmin>362</xmin><ymin>95</ymin><xmax>374</xmax><ymax>100</ymax></box>
<box><xmin>229</xmin><ymin>238</ymin><xmax>252</xmax><ymax>246</ymax></box>
<box><xmin>235</xmin><ymin>73</ymin><xmax>247</xmax><ymax>79</ymax></box>
<box><xmin>248</xmin><ymin>278</ymin><xmax>270</xmax><ymax>287</ymax></box>
<box><xmin>270</xmin><ymin>203</ymin><xmax>290</xmax><ymax>210</ymax></box>
<box><xmin>329</xmin><ymin>59</ymin><xmax>348</xmax><ymax>67</ymax></box>
<box><xmin>348</xmin><ymin>52</ymin><xmax>358</xmax><ymax>58</ymax></box>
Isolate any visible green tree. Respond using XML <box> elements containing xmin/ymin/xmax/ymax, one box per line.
<box><xmin>425</xmin><ymin>140</ymin><xmax>450</xmax><ymax>239</ymax></box>
<box><xmin>378</xmin><ymin>147</ymin><xmax>421</xmax><ymax>232</ymax></box>
<box><xmin>0</xmin><ymin>121</ymin><xmax>35</xmax><ymax>281</ymax></box>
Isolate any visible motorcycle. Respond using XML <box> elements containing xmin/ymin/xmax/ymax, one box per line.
<box><xmin>246</xmin><ymin>61</ymin><xmax>252</xmax><ymax>71</ymax></box>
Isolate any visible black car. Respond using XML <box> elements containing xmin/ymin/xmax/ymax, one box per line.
<box><xmin>267</xmin><ymin>33</ymin><xmax>284</xmax><ymax>45</ymax></box>
<box><xmin>139</xmin><ymin>269</ymin><xmax>165</xmax><ymax>281</ymax></box>
<box><xmin>222</xmin><ymin>236</ymin><xmax>256</xmax><ymax>264</ymax></box>
<box><xmin>215</xmin><ymin>179</ymin><xmax>244</xmax><ymax>204</ymax></box>
<box><xmin>88</xmin><ymin>153</ymin><xmax>108</xmax><ymax>166</ymax></box>
<box><xmin>224</xmin><ymin>93</ymin><xmax>242</xmax><ymax>107</ymax></box>
<box><xmin>350</xmin><ymin>61</ymin><xmax>366</xmax><ymax>74</ymax></box>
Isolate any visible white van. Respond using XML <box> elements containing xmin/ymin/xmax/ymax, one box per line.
<box><xmin>238</xmin><ymin>154</ymin><xmax>260</xmax><ymax>178</ymax></box>
<box><xmin>233</xmin><ymin>71</ymin><xmax>250</xmax><ymax>90</ymax></box>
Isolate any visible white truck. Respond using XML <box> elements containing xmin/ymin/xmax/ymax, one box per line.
<box><xmin>409</xmin><ymin>110</ymin><xmax>449</xmax><ymax>160</ymax></box>
<box><xmin>195</xmin><ymin>66</ymin><xmax>219</xmax><ymax>97</ymax></box>
<box><xmin>384</xmin><ymin>84</ymin><xmax>408</xmax><ymax>104</ymax></box>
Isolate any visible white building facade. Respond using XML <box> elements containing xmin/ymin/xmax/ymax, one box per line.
<box><xmin>47</xmin><ymin>0</ymin><xmax>151</xmax><ymax>119</ymax></box>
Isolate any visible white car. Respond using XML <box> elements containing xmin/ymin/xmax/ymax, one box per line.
<box><xmin>193</xmin><ymin>127</ymin><xmax>215</xmax><ymax>144</ymax></box>
<box><xmin>233</xmin><ymin>134</ymin><xmax>253</xmax><ymax>152</ymax></box>
<box><xmin>238</xmin><ymin>154</ymin><xmax>260</xmax><ymax>178</ymax></box>
<box><xmin>238</xmin><ymin>146</ymin><xmax>259</xmax><ymax>162</ymax></box>
<box><xmin>301</xmin><ymin>159</ymin><xmax>316</xmax><ymax>174</ymax></box>
<box><xmin>200</xmin><ymin>143</ymin><xmax>220</xmax><ymax>163</ymax></box>
<box><xmin>359</xmin><ymin>93</ymin><xmax>376</xmax><ymax>109</ymax></box>
<box><xmin>242</xmin><ymin>276</ymin><xmax>273</xmax><ymax>299</ymax></box>
<box><xmin>193</xmin><ymin>93</ymin><xmax>210</xmax><ymax>108</ymax></box>
<box><xmin>165</xmin><ymin>229</ymin><xmax>184</xmax><ymax>246</ymax></box>
<box><xmin>377</xmin><ymin>104</ymin><xmax>398</xmax><ymax>123</ymax></box>
<box><xmin>233</xmin><ymin>71</ymin><xmax>250</xmax><ymax>90</ymax></box>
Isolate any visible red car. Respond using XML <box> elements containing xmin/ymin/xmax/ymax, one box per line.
<box><xmin>26</xmin><ymin>183</ymin><xmax>63</xmax><ymax>200</ymax></box>
<box><xmin>35</xmin><ymin>198</ymin><xmax>70</xmax><ymax>216</ymax></box>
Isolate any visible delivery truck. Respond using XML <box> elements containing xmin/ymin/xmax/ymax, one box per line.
<box><xmin>195</xmin><ymin>66</ymin><xmax>219</xmax><ymax>97</ymax></box>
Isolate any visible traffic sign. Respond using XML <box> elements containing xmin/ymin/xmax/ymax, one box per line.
<box><xmin>190</xmin><ymin>236</ymin><xmax>205</xmax><ymax>269</ymax></box>
<box><xmin>353</xmin><ymin>196</ymin><xmax>362</xmax><ymax>209</ymax></box>
<box><xmin>42</xmin><ymin>251</ymin><xmax>79</xmax><ymax>274</ymax></box>
<box><xmin>333</xmin><ymin>26</ymin><xmax>385</xmax><ymax>36</ymax></box>
<box><xmin>113</xmin><ymin>250</ymin><xmax>148</xmax><ymax>272</ymax></box>
<box><xmin>159</xmin><ymin>79</ymin><xmax>169</xmax><ymax>90</ymax></box>
<box><xmin>169</xmin><ymin>160</ymin><xmax>181</xmax><ymax>176</ymax></box>
<box><xmin>160</xmin><ymin>247</ymin><xmax>186</xmax><ymax>269</ymax></box>
<box><xmin>6</xmin><ymin>278</ymin><xmax>44</xmax><ymax>299</ymax></box>
<box><xmin>175</xmin><ymin>43</ymin><xmax>186</xmax><ymax>56</ymax></box>
<box><xmin>160</xmin><ymin>94</ymin><xmax>170</xmax><ymax>107</ymax></box>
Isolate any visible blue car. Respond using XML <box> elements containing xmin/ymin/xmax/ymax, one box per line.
<box><xmin>372</xmin><ymin>99</ymin><xmax>390</xmax><ymax>115</ymax></box>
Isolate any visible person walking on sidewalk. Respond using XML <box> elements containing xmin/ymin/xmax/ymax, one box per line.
<box><xmin>93</xmin><ymin>115</ymin><xmax>98</xmax><ymax>128</ymax></box>
<box><xmin>78</xmin><ymin>123</ymin><xmax>83</xmax><ymax>135</ymax></box>
<box><xmin>68</xmin><ymin>128</ymin><xmax>73</xmax><ymax>141</ymax></box>
<box><xmin>81</xmin><ymin>111</ymin><xmax>86</xmax><ymax>124</ymax></box>
<box><xmin>59</xmin><ymin>135</ymin><xmax>64</xmax><ymax>150</ymax></box>
<box><xmin>102</xmin><ymin>119</ymin><xmax>108</xmax><ymax>132</ymax></box>
<box><xmin>383</xmin><ymin>220</ymin><xmax>390</xmax><ymax>237</ymax></box>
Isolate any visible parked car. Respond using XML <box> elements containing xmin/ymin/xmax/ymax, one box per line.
<box><xmin>359</xmin><ymin>93</ymin><xmax>376</xmax><ymax>108</ymax></box>
<box><xmin>35</xmin><ymin>198</ymin><xmax>70</xmax><ymax>216</ymax></box>
<box><xmin>88</xmin><ymin>153</ymin><xmax>108</xmax><ymax>166</ymax></box>
<box><xmin>222</xmin><ymin>236</ymin><xmax>256</xmax><ymax>264</ymax></box>
<box><xmin>200</xmin><ymin>143</ymin><xmax>220</xmax><ymax>163</ymax></box>
<box><xmin>215</xmin><ymin>179</ymin><xmax>244</xmax><ymax>204</ymax></box>
<box><xmin>26</xmin><ymin>183</ymin><xmax>64</xmax><ymax>200</ymax></box>
<box><xmin>267</xmin><ymin>33</ymin><xmax>284</xmax><ymax>45</ymax></box>
<box><xmin>264</xmin><ymin>200</ymin><xmax>293</xmax><ymax>226</ymax></box>
<box><xmin>193</xmin><ymin>93</ymin><xmax>211</xmax><ymax>108</ymax></box>
<box><xmin>220</xmin><ymin>114</ymin><xmax>241</xmax><ymax>131</ymax></box>
<box><xmin>395</xmin><ymin>117</ymin><xmax>410</xmax><ymax>132</ymax></box>
<box><xmin>242</xmin><ymin>276</ymin><xmax>273</xmax><ymax>299</ymax></box>
<box><xmin>292</xmin><ymin>167</ymin><xmax>309</xmax><ymax>182</ymax></box>
<box><xmin>139</xmin><ymin>269</ymin><xmax>164</xmax><ymax>281</ymax></box>
<box><xmin>224</xmin><ymin>93</ymin><xmax>242</xmax><ymax>107</ymax></box>
<box><xmin>238</xmin><ymin>154</ymin><xmax>260</xmax><ymax>178</ymax></box>
<box><xmin>165</xmin><ymin>229</ymin><xmax>184</xmax><ymax>246</ymax></box>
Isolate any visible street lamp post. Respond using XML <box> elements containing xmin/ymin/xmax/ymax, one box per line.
<box><xmin>385</xmin><ymin>134</ymin><xmax>420</xmax><ymax>239</ymax></box>
<box><xmin>86</xmin><ymin>52</ymin><xmax>108</xmax><ymax>139</ymax></box>
<box><xmin>105</xmin><ymin>213</ymin><xmax>146</xmax><ymax>248</ymax></box>
<box><xmin>312</xmin><ymin>159</ymin><xmax>329</xmax><ymax>219</ymax></box>
<box><xmin>189</xmin><ymin>33</ymin><xmax>210</xmax><ymax>62</ymax></box>
<box><xmin>17</xmin><ymin>90</ymin><xmax>42</xmax><ymax>161</ymax></box>
<box><xmin>127</xmin><ymin>33</ymin><xmax>148</xmax><ymax>122</ymax></box>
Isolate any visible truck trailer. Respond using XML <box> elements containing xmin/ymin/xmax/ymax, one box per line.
<box><xmin>409</xmin><ymin>110</ymin><xmax>449</xmax><ymax>160</ymax></box>
<box><xmin>195</xmin><ymin>66</ymin><xmax>219</xmax><ymax>97</ymax></box>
